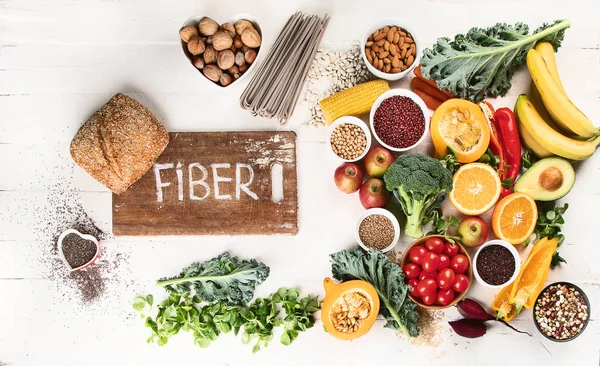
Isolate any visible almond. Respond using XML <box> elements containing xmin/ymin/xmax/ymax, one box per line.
<box><xmin>374</xmin><ymin>32</ymin><xmax>386</xmax><ymax>41</ymax></box>
<box><xmin>390</xmin><ymin>44</ymin><xmax>397</xmax><ymax>56</ymax></box>
<box><xmin>386</xmin><ymin>31</ymin><xmax>394</xmax><ymax>43</ymax></box>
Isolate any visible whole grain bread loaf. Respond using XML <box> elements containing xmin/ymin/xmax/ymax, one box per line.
<box><xmin>70</xmin><ymin>93</ymin><xmax>169</xmax><ymax>194</ymax></box>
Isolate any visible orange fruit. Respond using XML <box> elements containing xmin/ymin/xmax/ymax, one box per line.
<box><xmin>492</xmin><ymin>193</ymin><xmax>538</xmax><ymax>245</ymax></box>
<box><xmin>430</xmin><ymin>99</ymin><xmax>491</xmax><ymax>163</ymax></box>
<box><xmin>449</xmin><ymin>163</ymin><xmax>501</xmax><ymax>215</ymax></box>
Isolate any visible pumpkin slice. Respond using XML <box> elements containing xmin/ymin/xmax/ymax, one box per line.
<box><xmin>321</xmin><ymin>278</ymin><xmax>379</xmax><ymax>340</ymax></box>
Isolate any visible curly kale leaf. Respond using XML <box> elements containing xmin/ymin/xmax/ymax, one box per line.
<box><xmin>330</xmin><ymin>248</ymin><xmax>419</xmax><ymax>338</ymax></box>
<box><xmin>157</xmin><ymin>252</ymin><xmax>270</xmax><ymax>305</ymax></box>
<box><xmin>421</xmin><ymin>19</ymin><xmax>570</xmax><ymax>102</ymax></box>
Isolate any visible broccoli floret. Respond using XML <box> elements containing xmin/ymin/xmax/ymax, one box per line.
<box><xmin>383</xmin><ymin>153</ymin><xmax>453</xmax><ymax>238</ymax></box>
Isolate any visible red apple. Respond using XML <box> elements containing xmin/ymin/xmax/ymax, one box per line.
<box><xmin>359</xmin><ymin>178</ymin><xmax>390</xmax><ymax>209</ymax></box>
<box><xmin>364</xmin><ymin>146</ymin><xmax>394</xmax><ymax>178</ymax></box>
<box><xmin>334</xmin><ymin>163</ymin><xmax>363</xmax><ymax>194</ymax></box>
<box><xmin>457</xmin><ymin>216</ymin><xmax>488</xmax><ymax>247</ymax></box>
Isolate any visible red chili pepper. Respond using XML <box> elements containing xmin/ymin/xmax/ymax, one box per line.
<box><xmin>479</xmin><ymin>102</ymin><xmax>506</xmax><ymax>179</ymax></box>
<box><xmin>494</xmin><ymin>108</ymin><xmax>521</xmax><ymax>197</ymax></box>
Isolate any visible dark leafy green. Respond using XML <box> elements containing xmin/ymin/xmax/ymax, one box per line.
<box><xmin>157</xmin><ymin>251</ymin><xmax>270</xmax><ymax>305</ymax></box>
<box><xmin>421</xmin><ymin>20</ymin><xmax>570</xmax><ymax>102</ymax></box>
<box><xmin>330</xmin><ymin>248</ymin><xmax>419</xmax><ymax>338</ymax></box>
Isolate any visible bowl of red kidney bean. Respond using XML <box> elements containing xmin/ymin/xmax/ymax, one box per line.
<box><xmin>369</xmin><ymin>89</ymin><xmax>429</xmax><ymax>152</ymax></box>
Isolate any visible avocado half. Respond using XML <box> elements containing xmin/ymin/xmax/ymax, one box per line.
<box><xmin>514</xmin><ymin>157</ymin><xmax>575</xmax><ymax>201</ymax></box>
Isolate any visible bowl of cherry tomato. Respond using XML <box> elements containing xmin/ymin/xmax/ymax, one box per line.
<box><xmin>400</xmin><ymin>235</ymin><xmax>473</xmax><ymax>309</ymax></box>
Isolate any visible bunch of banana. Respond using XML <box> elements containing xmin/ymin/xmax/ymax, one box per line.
<box><xmin>515</xmin><ymin>42</ymin><xmax>600</xmax><ymax>160</ymax></box>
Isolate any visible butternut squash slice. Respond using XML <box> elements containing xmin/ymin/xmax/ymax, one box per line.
<box><xmin>322</xmin><ymin>278</ymin><xmax>379</xmax><ymax>340</ymax></box>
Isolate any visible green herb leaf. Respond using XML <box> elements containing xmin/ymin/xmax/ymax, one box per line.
<box><xmin>521</xmin><ymin>149</ymin><xmax>538</xmax><ymax>170</ymax></box>
<box><xmin>132</xmin><ymin>297</ymin><xmax>148</xmax><ymax>313</ymax></box>
<box><xmin>421</xmin><ymin>20</ymin><xmax>570</xmax><ymax>102</ymax></box>
<box><xmin>439</xmin><ymin>146</ymin><xmax>461</xmax><ymax>174</ymax></box>
<box><xmin>330</xmin><ymin>248</ymin><xmax>419</xmax><ymax>338</ymax></box>
<box><xmin>501</xmin><ymin>178</ymin><xmax>514</xmax><ymax>190</ymax></box>
<box><xmin>551</xmin><ymin>252</ymin><xmax>567</xmax><ymax>267</ymax></box>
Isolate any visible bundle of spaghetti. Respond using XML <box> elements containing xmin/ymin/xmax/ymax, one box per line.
<box><xmin>240</xmin><ymin>12</ymin><xmax>330</xmax><ymax>125</ymax></box>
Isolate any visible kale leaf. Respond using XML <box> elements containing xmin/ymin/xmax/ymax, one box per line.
<box><xmin>421</xmin><ymin>20</ymin><xmax>570</xmax><ymax>102</ymax></box>
<box><xmin>330</xmin><ymin>248</ymin><xmax>420</xmax><ymax>338</ymax></box>
<box><xmin>156</xmin><ymin>251</ymin><xmax>270</xmax><ymax>305</ymax></box>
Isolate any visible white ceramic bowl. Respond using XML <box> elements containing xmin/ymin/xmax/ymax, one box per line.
<box><xmin>180</xmin><ymin>13</ymin><xmax>262</xmax><ymax>88</ymax></box>
<box><xmin>472</xmin><ymin>239</ymin><xmax>521</xmax><ymax>289</ymax></box>
<box><xmin>356</xmin><ymin>208</ymin><xmax>400</xmax><ymax>253</ymax></box>
<box><xmin>326</xmin><ymin>116</ymin><xmax>372</xmax><ymax>162</ymax></box>
<box><xmin>57</xmin><ymin>229</ymin><xmax>100</xmax><ymax>272</ymax></box>
<box><xmin>369</xmin><ymin>88</ymin><xmax>430</xmax><ymax>152</ymax></box>
<box><xmin>360</xmin><ymin>19</ymin><xmax>421</xmax><ymax>81</ymax></box>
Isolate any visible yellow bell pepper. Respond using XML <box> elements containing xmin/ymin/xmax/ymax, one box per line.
<box><xmin>492</xmin><ymin>284</ymin><xmax>517</xmax><ymax>322</ymax></box>
<box><xmin>509</xmin><ymin>238</ymin><xmax>558</xmax><ymax>314</ymax></box>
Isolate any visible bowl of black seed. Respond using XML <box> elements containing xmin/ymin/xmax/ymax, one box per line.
<box><xmin>356</xmin><ymin>208</ymin><xmax>400</xmax><ymax>253</ymax></box>
<box><xmin>58</xmin><ymin>229</ymin><xmax>100</xmax><ymax>272</ymax></box>
<box><xmin>473</xmin><ymin>240</ymin><xmax>520</xmax><ymax>288</ymax></box>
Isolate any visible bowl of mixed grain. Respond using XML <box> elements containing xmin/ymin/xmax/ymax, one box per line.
<box><xmin>533</xmin><ymin>282</ymin><xmax>590</xmax><ymax>342</ymax></box>
<box><xmin>327</xmin><ymin>116</ymin><xmax>371</xmax><ymax>162</ymax></box>
<box><xmin>356</xmin><ymin>208</ymin><xmax>400</xmax><ymax>253</ymax></box>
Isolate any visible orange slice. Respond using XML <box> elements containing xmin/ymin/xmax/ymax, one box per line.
<box><xmin>449</xmin><ymin>163</ymin><xmax>501</xmax><ymax>215</ymax></box>
<box><xmin>492</xmin><ymin>193</ymin><xmax>538</xmax><ymax>245</ymax></box>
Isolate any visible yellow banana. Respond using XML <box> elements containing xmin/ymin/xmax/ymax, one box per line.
<box><xmin>514</xmin><ymin>94</ymin><xmax>600</xmax><ymax>160</ymax></box>
<box><xmin>535</xmin><ymin>42</ymin><xmax>566</xmax><ymax>94</ymax></box>
<box><xmin>515</xmin><ymin>107</ymin><xmax>553</xmax><ymax>158</ymax></box>
<box><xmin>527</xmin><ymin>49</ymin><xmax>599</xmax><ymax>139</ymax></box>
<box><xmin>529</xmin><ymin>81</ymin><xmax>564</xmax><ymax>133</ymax></box>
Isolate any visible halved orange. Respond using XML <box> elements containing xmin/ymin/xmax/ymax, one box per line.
<box><xmin>492</xmin><ymin>193</ymin><xmax>538</xmax><ymax>245</ymax></box>
<box><xmin>449</xmin><ymin>163</ymin><xmax>501</xmax><ymax>215</ymax></box>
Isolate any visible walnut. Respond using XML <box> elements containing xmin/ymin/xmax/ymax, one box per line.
<box><xmin>212</xmin><ymin>31</ymin><xmax>233</xmax><ymax>51</ymax></box>
<box><xmin>234</xmin><ymin>19</ymin><xmax>253</xmax><ymax>35</ymax></box>
<box><xmin>187</xmin><ymin>36</ymin><xmax>205</xmax><ymax>56</ymax></box>
<box><xmin>241</xmin><ymin>27</ymin><xmax>261</xmax><ymax>48</ymax></box>
<box><xmin>217</xmin><ymin>50</ymin><xmax>235</xmax><ymax>70</ymax></box>
<box><xmin>198</xmin><ymin>17</ymin><xmax>219</xmax><ymax>36</ymax></box>
<box><xmin>179</xmin><ymin>25</ymin><xmax>198</xmax><ymax>42</ymax></box>
<box><xmin>203</xmin><ymin>45</ymin><xmax>217</xmax><ymax>64</ymax></box>
<box><xmin>220</xmin><ymin>22</ymin><xmax>236</xmax><ymax>38</ymax></box>
<box><xmin>203</xmin><ymin>64</ymin><xmax>222</xmax><ymax>82</ymax></box>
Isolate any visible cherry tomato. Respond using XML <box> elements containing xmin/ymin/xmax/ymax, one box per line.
<box><xmin>450</xmin><ymin>254</ymin><xmax>469</xmax><ymax>274</ymax></box>
<box><xmin>437</xmin><ymin>288</ymin><xmax>455</xmax><ymax>306</ymax></box>
<box><xmin>437</xmin><ymin>254</ymin><xmax>450</xmax><ymax>270</ymax></box>
<box><xmin>409</xmin><ymin>246</ymin><xmax>427</xmax><ymax>265</ymax></box>
<box><xmin>416</xmin><ymin>278</ymin><xmax>437</xmax><ymax>297</ymax></box>
<box><xmin>421</xmin><ymin>292</ymin><xmax>437</xmax><ymax>306</ymax></box>
<box><xmin>407</xmin><ymin>279</ymin><xmax>420</xmax><ymax>298</ymax></box>
<box><xmin>403</xmin><ymin>263</ymin><xmax>421</xmax><ymax>280</ymax></box>
<box><xmin>422</xmin><ymin>252</ymin><xmax>439</xmax><ymax>272</ymax></box>
<box><xmin>452</xmin><ymin>274</ymin><xmax>470</xmax><ymax>292</ymax></box>
<box><xmin>436</xmin><ymin>268</ymin><xmax>456</xmax><ymax>290</ymax></box>
<box><xmin>425</xmin><ymin>237</ymin><xmax>445</xmax><ymax>254</ymax></box>
<box><xmin>444</xmin><ymin>242</ymin><xmax>460</xmax><ymax>257</ymax></box>
<box><xmin>419</xmin><ymin>270</ymin><xmax>437</xmax><ymax>281</ymax></box>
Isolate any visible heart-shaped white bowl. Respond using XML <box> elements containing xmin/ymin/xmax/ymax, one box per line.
<box><xmin>180</xmin><ymin>13</ymin><xmax>263</xmax><ymax>88</ymax></box>
<box><xmin>57</xmin><ymin>229</ymin><xmax>100</xmax><ymax>272</ymax></box>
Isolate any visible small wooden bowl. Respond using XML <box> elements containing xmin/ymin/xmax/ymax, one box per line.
<box><xmin>400</xmin><ymin>234</ymin><xmax>473</xmax><ymax>310</ymax></box>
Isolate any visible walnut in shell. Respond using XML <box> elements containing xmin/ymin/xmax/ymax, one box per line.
<box><xmin>203</xmin><ymin>64</ymin><xmax>222</xmax><ymax>82</ymax></box>
<box><xmin>203</xmin><ymin>45</ymin><xmax>217</xmax><ymax>64</ymax></box>
<box><xmin>187</xmin><ymin>37</ymin><xmax>205</xmax><ymax>56</ymax></box>
<box><xmin>220</xmin><ymin>22</ymin><xmax>236</xmax><ymax>38</ymax></box>
<box><xmin>179</xmin><ymin>25</ymin><xmax>198</xmax><ymax>42</ymax></box>
<box><xmin>234</xmin><ymin>19</ymin><xmax>254</xmax><ymax>35</ymax></box>
<box><xmin>198</xmin><ymin>17</ymin><xmax>219</xmax><ymax>36</ymax></box>
<box><xmin>212</xmin><ymin>31</ymin><xmax>233</xmax><ymax>51</ymax></box>
<box><xmin>241</xmin><ymin>27</ymin><xmax>261</xmax><ymax>48</ymax></box>
<box><xmin>217</xmin><ymin>50</ymin><xmax>235</xmax><ymax>70</ymax></box>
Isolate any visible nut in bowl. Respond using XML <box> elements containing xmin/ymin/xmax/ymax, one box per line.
<box><xmin>356</xmin><ymin>208</ymin><xmax>400</xmax><ymax>253</ymax></box>
<box><xmin>472</xmin><ymin>240</ymin><xmax>520</xmax><ymax>289</ymax></box>
<box><xmin>400</xmin><ymin>235</ymin><xmax>473</xmax><ymax>309</ymax></box>
<box><xmin>369</xmin><ymin>89</ymin><xmax>429</xmax><ymax>152</ymax></box>
<box><xmin>179</xmin><ymin>13</ymin><xmax>262</xmax><ymax>88</ymax></box>
<box><xmin>327</xmin><ymin>116</ymin><xmax>372</xmax><ymax>162</ymax></box>
<box><xmin>361</xmin><ymin>19</ymin><xmax>420</xmax><ymax>81</ymax></box>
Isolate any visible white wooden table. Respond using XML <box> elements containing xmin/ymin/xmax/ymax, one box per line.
<box><xmin>1</xmin><ymin>1</ymin><xmax>599</xmax><ymax>365</ymax></box>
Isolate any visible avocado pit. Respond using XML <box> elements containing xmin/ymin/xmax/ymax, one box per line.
<box><xmin>539</xmin><ymin>167</ymin><xmax>564</xmax><ymax>192</ymax></box>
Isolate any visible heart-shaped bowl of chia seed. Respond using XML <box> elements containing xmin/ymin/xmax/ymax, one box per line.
<box><xmin>57</xmin><ymin>229</ymin><xmax>100</xmax><ymax>272</ymax></box>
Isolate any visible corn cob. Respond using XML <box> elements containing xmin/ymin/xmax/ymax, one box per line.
<box><xmin>319</xmin><ymin>80</ymin><xmax>390</xmax><ymax>125</ymax></box>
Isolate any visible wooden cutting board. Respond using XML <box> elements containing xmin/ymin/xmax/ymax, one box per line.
<box><xmin>112</xmin><ymin>132</ymin><xmax>297</xmax><ymax>236</ymax></box>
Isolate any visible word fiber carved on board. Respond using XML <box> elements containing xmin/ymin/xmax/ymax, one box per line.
<box><xmin>112</xmin><ymin>132</ymin><xmax>298</xmax><ymax>236</ymax></box>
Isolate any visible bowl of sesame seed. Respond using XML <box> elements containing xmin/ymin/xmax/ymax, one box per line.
<box><xmin>533</xmin><ymin>282</ymin><xmax>590</xmax><ymax>342</ymax></box>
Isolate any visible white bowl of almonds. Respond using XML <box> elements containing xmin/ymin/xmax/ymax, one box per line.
<box><xmin>356</xmin><ymin>208</ymin><xmax>400</xmax><ymax>253</ymax></box>
<box><xmin>179</xmin><ymin>13</ymin><xmax>262</xmax><ymax>87</ymax></box>
<box><xmin>327</xmin><ymin>116</ymin><xmax>372</xmax><ymax>162</ymax></box>
<box><xmin>361</xmin><ymin>19</ymin><xmax>420</xmax><ymax>81</ymax></box>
